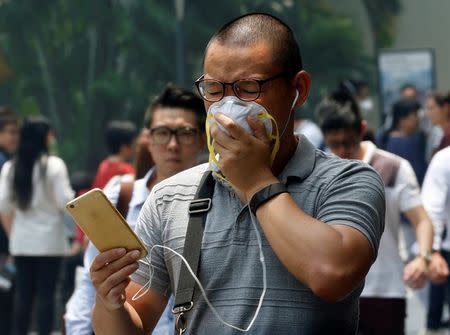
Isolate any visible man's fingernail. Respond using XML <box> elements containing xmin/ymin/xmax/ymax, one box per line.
<box><xmin>131</xmin><ymin>250</ymin><xmax>141</xmax><ymax>259</ymax></box>
<box><xmin>117</xmin><ymin>248</ymin><xmax>126</xmax><ymax>256</ymax></box>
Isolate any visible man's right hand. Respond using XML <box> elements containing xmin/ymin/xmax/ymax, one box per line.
<box><xmin>90</xmin><ymin>248</ymin><xmax>141</xmax><ymax>311</ymax></box>
<box><xmin>428</xmin><ymin>252</ymin><xmax>449</xmax><ymax>284</ymax></box>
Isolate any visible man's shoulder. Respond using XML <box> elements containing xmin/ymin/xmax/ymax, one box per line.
<box><xmin>429</xmin><ymin>147</ymin><xmax>450</xmax><ymax>174</ymax></box>
<box><xmin>314</xmin><ymin>151</ymin><xmax>382</xmax><ymax>184</ymax></box>
<box><xmin>434</xmin><ymin>146</ymin><xmax>450</xmax><ymax>161</ymax></box>
<box><xmin>152</xmin><ymin>163</ymin><xmax>209</xmax><ymax>197</ymax></box>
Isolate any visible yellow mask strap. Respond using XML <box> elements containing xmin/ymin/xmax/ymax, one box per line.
<box><xmin>206</xmin><ymin>113</ymin><xmax>217</xmax><ymax>165</ymax></box>
<box><xmin>206</xmin><ymin>113</ymin><xmax>230</xmax><ymax>184</ymax></box>
<box><xmin>256</xmin><ymin>111</ymin><xmax>280</xmax><ymax>165</ymax></box>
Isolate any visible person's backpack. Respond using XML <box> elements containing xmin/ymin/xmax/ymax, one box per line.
<box><xmin>116</xmin><ymin>181</ymin><xmax>134</xmax><ymax>218</ymax></box>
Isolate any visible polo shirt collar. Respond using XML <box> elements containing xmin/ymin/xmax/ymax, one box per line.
<box><xmin>279</xmin><ymin>135</ymin><xmax>317</xmax><ymax>184</ymax></box>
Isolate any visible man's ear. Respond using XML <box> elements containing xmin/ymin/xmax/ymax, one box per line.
<box><xmin>293</xmin><ymin>70</ymin><xmax>311</xmax><ymax>108</ymax></box>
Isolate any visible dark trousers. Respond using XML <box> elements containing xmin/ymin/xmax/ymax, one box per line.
<box><xmin>358</xmin><ymin>297</ymin><xmax>406</xmax><ymax>335</ymax></box>
<box><xmin>11</xmin><ymin>256</ymin><xmax>62</xmax><ymax>335</ymax></box>
<box><xmin>427</xmin><ymin>250</ymin><xmax>450</xmax><ymax>330</ymax></box>
<box><xmin>59</xmin><ymin>251</ymin><xmax>83</xmax><ymax>307</ymax></box>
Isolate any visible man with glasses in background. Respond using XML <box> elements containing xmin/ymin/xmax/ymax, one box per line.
<box><xmin>317</xmin><ymin>88</ymin><xmax>447</xmax><ymax>335</ymax></box>
<box><xmin>64</xmin><ymin>85</ymin><xmax>205</xmax><ymax>335</ymax></box>
<box><xmin>90</xmin><ymin>13</ymin><xmax>385</xmax><ymax>334</ymax></box>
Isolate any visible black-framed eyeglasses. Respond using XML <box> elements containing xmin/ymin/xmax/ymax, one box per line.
<box><xmin>149</xmin><ymin>126</ymin><xmax>199</xmax><ymax>145</ymax></box>
<box><xmin>195</xmin><ymin>71</ymin><xmax>289</xmax><ymax>102</ymax></box>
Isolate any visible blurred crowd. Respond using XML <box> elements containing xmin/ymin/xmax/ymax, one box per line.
<box><xmin>0</xmin><ymin>79</ymin><xmax>449</xmax><ymax>335</ymax></box>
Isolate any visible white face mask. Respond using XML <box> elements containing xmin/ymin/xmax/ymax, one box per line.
<box><xmin>205</xmin><ymin>91</ymin><xmax>299</xmax><ymax>186</ymax></box>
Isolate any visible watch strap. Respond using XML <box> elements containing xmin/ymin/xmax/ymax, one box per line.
<box><xmin>419</xmin><ymin>251</ymin><xmax>433</xmax><ymax>266</ymax></box>
<box><xmin>249</xmin><ymin>182</ymin><xmax>287</xmax><ymax>215</ymax></box>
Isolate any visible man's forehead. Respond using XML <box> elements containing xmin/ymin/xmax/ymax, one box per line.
<box><xmin>153</xmin><ymin>107</ymin><xmax>196</xmax><ymax>117</ymax></box>
<box><xmin>204</xmin><ymin>40</ymin><xmax>276</xmax><ymax>79</ymax></box>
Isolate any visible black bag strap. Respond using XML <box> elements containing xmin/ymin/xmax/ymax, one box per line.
<box><xmin>173</xmin><ymin>170</ymin><xmax>214</xmax><ymax>318</ymax></box>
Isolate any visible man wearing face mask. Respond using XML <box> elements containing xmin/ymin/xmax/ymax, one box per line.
<box><xmin>90</xmin><ymin>13</ymin><xmax>385</xmax><ymax>335</ymax></box>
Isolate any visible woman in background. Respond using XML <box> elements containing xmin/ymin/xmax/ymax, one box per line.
<box><xmin>0</xmin><ymin>116</ymin><xmax>74</xmax><ymax>335</ymax></box>
<box><xmin>378</xmin><ymin>98</ymin><xmax>428</xmax><ymax>185</ymax></box>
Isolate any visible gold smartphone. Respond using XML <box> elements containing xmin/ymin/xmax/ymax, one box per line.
<box><xmin>66</xmin><ymin>188</ymin><xmax>148</xmax><ymax>259</ymax></box>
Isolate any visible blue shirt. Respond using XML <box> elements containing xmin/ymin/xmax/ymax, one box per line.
<box><xmin>383</xmin><ymin>132</ymin><xmax>428</xmax><ymax>185</ymax></box>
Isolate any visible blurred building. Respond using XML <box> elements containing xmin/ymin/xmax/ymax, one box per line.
<box><xmin>331</xmin><ymin>0</ymin><xmax>450</xmax><ymax>128</ymax></box>
<box><xmin>393</xmin><ymin>0</ymin><xmax>450</xmax><ymax>91</ymax></box>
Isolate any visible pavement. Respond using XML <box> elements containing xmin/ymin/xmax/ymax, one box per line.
<box><xmin>406</xmin><ymin>286</ymin><xmax>450</xmax><ymax>335</ymax></box>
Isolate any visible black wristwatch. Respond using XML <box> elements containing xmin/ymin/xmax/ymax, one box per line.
<box><xmin>249</xmin><ymin>183</ymin><xmax>288</xmax><ymax>215</ymax></box>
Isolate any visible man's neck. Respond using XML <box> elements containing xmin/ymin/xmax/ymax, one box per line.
<box><xmin>391</xmin><ymin>127</ymin><xmax>414</xmax><ymax>137</ymax></box>
<box><xmin>147</xmin><ymin>169</ymin><xmax>174</xmax><ymax>190</ymax></box>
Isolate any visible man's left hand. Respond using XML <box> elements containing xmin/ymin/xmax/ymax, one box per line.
<box><xmin>403</xmin><ymin>257</ymin><xmax>428</xmax><ymax>289</ymax></box>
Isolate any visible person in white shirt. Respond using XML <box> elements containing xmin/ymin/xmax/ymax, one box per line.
<box><xmin>0</xmin><ymin>116</ymin><xmax>75</xmax><ymax>335</ymax></box>
<box><xmin>64</xmin><ymin>85</ymin><xmax>206</xmax><ymax>335</ymax></box>
<box><xmin>421</xmin><ymin>146</ymin><xmax>450</xmax><ymax>334</ymax></box>
<box><xmin>317</xmin><ymin>89</ymin><xmax>447</xmax><ymax>335</ymax></box>
<box><xmin>293</xmin><ymin>118</ymin><xmax>323</xmax><ymax>148</ymax></box>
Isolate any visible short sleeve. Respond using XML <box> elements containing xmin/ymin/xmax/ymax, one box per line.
<box><xmin>422</xmin><ymin>150</ymin><xmax>450</xmax><ymax>250</ymax></box>
<box><xmin>102</xmin><ymin>175</ymin><xmax>123</xmax><ymax>207</ymax></box>
<box><xmin>130</xmin><ymin>189</ymin><xmax>171</xmax><ymax>297</ymax></box>
<box><xmin>396</xmin><ymin>159</ymin><xmax>422</xmax><ymax>213</ymax></box>
<box><xmin>48</xmin><ymin>157</ymin><xmax>75</xmax><ymax>210</ymax></box>
<box><xmin>316</xmin><ymin>163</ymin><xmax>386</xmax><ymax>258</ymax></box>
<box><xmin>0</xmin><ymin>162</ymin><xmax>14</xmax><ymax>212</ymax></box>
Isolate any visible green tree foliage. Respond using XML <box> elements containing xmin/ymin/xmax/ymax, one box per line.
<box><xmin>362</xmin><ymin>0</ymin><xmax>402</xmax><ymax>49</ymax></box>
<box><xmin>0</xmin><ymin>0</ymin><xmax>385</xmax><ymax>172</ymax></box>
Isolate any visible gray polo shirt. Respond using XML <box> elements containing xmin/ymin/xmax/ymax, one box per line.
<box><xmin>132</xmin><ymin>136</ymin><xmax>385</xmax><ymax>335</ymax></box>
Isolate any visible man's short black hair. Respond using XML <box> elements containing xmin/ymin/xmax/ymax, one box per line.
<box><xmin>0</xmin><ymin>106</ymin><xmax>19</xmax><ymax>132</ymax></box>
<box><xmin>144</xmin><ymin>84</ymin><xmax>205</xmax><ymax>131</ymax></box>
<box><xmin>206</xmin><ymin>13</ymin><xmax>303</xmax><ymax>75</ymax></box>
<box><xmin>105</xmin><ymin>120</ymin><xmax>137</xmax><ymax>154</ymax></box>
<box><xmin>316</xmin><ymin>89</ymin><xmax>362</xmax><ymax>134</ymax></box>
<box><xmin>390</xmin><ymin>98</ymin><xmax>421</xmax><ymax>131</ymax></box>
